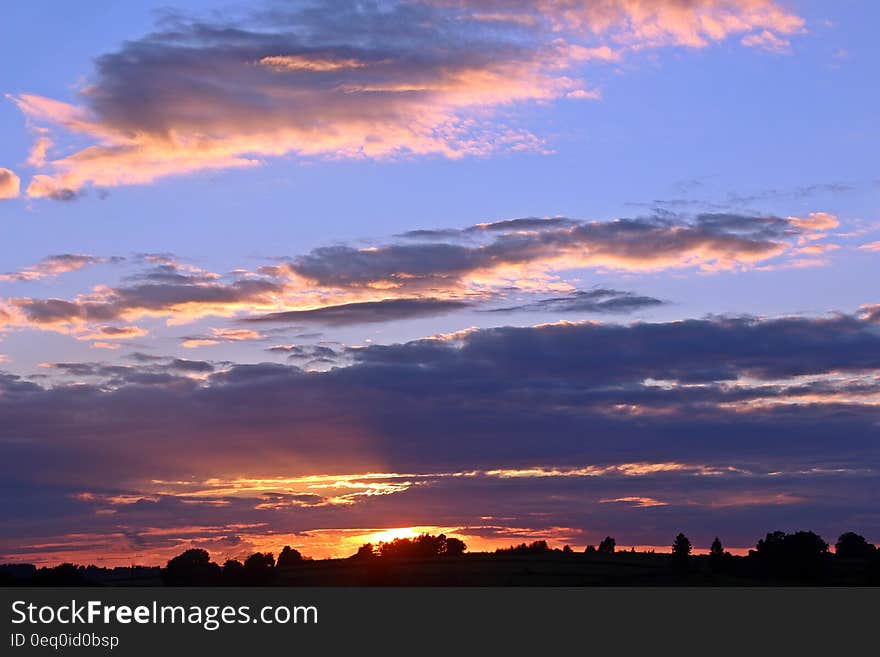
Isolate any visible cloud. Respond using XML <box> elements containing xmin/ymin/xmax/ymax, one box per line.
<box><xmin>180</xmin><ymin>327</ymin><xmax>264</xmax><ymax>348</ymax></box>
<box><xmin>75</xmin><ymin>325</ymin><xmax>149</xmax><ymax>341</ymax></box>
<box><xmin>444</xmin><ymin>0</ymin><xmax>805</xmax><ymax>49</ymax></box>
<box><xmin>788</xmin><ymin>211</ymin><xmax>839</xmax><ymax>232</ymax></box>
<box><xmin>858</xmin><ymin>241</ymin><xmax>880</xmax><ymax>252</ymax></box>
<box><xmin>12</xmin><ymin>0</ymin><xmax>805</xmax><ymax>196</ymax></box>
<box><xmin>282</xmin><ymin>213</ymin><xmax>825</xmax><ymax>292</ymax></box>
<box><xmin>1</xmin><ymin>310</ymin><xmax>878</xmax><ymax>562</ymax></box>
<box><xmin>0</xmin><ymin>168</ymin><xmax>21</xmax><ymax>199</ymax></box>
<box><xmin>8</xmin><ymin>278</ymin><xmax>284</xmax><ymax>328</ymax></box>
<box><xmin>487</xmin><ymin>288</ymin><xmax>664</xmax><ymax>314</ymax></box>
<box><xmin>0</xmin><ymin>211</ymin><xmax>844</xmax><ymax>336</ymax></box>
<box><xmin>246</xmin><ymin>298</ymin><xmax>472</xmax><ymax>326</ymax></box>
<box><xmin>0</xmin><ymin>254</ymin><xmax>121</xmax><ymax>283</ymax></box>
<box><xmin>740</xmin><ymin>29</ymin><xmax>791</xmax><ymax>53</ymax></box>
<box><xmin>171</xmin><ymin>358</ymin><xmax>215</xmax><ymax>373</ymax></box>
<box><xmin>266</xmin><ymin>344</ymin><xmax>339</xmax><ymax>361</ymax></box>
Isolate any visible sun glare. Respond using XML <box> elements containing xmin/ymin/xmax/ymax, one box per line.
<box><xmin>359</xmin><ymin>527</ymin><xmax>432</xmax><ymax>545</ymax></box>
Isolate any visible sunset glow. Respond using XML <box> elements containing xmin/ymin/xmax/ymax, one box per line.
<box><xmin>1</xmin><ymin>0</ymin><xmax>878</xmax><ymax>569</ymax></box>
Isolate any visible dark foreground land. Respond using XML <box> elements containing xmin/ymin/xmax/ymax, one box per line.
<box><xmin>3</xmin><ymin>551</ymin><xmax>879</xmax><ymax>587</ymax></box>
<box><xmin>263</xmin><ymin>551</ymin><xmax>880</xmax><ymax>586</ymax></box>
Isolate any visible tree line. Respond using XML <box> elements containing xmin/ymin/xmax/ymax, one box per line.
<box><xmin>2</xmin><ymin>530</ymin><xmax>877</xmax><ymax>586</ymax></box>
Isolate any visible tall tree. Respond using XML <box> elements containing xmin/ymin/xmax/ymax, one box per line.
<box><xmin>672</xmin><ymin>533</ymin><xmax>692</xmax><ymax>570</ymax></box>
<box><xmin>598</xmin><ymin>536</ymin><xmax>616</xmax><ymax>554</ymax></box>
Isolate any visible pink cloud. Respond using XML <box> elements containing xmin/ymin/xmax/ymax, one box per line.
<box><xmin>0</xmin><ymin>168</ymin><xmax>20</xmax><ymax>199</ymax></box>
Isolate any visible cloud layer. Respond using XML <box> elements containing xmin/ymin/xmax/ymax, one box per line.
<box><xmin>2</xmin><ymin>310</ymin><xmax>878</xmax><ymax>563</ymax></box>
<box><xmin>0</xmin><ymin>211</ymin><xmax>842</xmax><ymax>340</ymax></box>
<box><xmin>11</xmin><ymin>0</ymin><xmax>804</xmax><ymax>197</ymax></box>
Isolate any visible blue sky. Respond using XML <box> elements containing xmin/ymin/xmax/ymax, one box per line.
<box><xmin>0</xmin><ymin>0</ymin><xmax>878</xmax><ymax>563</ymax></box>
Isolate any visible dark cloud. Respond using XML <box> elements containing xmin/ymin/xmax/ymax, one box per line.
<box><xmin>2</xmin><ymin>311</ymin><xmax>878</xmax><ymax>558</ymax></box>
<box><xmin>4</xmin><ymin>312</ymin><xmax>879</xmax><ymax>479</ymax></box>
<box><xmin>282</xmin><ymin>213</ymin><xmax>801</xmax><ymax>290</ymax></box>
<box><xmin>4</xmin><ymin>211</ymin><xmax>834</xmax><ymax>334</ymax></box>
<box><xmin>266</xmin><ymin>344</ymin><xmax>339</xmax><ymax>361</ymax></box>
<box><xmin>170</xmin><ymin>358</ymin><xmax>215</xmax><ymax>373</ymax></box>
<box><xmin>352</xmin><ymin>313</ymin><xmax>880</xmax><ymax>383</ymax></box>
<box><xmin>12</xmin><ymin>279</ymin><xmax>283</xmax><ymax>325</ymax></box>
<box><xmin>126</xmin><ymin>352</ymin><xmax>165</xmax><ymax>363</ymax></box>
<box><xmin>487</xmin><ymin>288</ymin><xmax>664</xmax><ymax>314</ymax></box>
<box><xmin>246</xmin><ymin>297</ymin><xmax>471</xmax><ymax>326</ymax></box>
<box><xmin>397</xmin><ymin>217</ymin><xmax>578</xmax><ymax>239</ymax></box>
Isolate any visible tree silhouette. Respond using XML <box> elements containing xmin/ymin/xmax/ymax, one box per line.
<box><xmin>496</xmin><ymin>540</ymin><xmax>551</xmax><ymax>555</ymax></box>
<box><xmin>754</xmin><ymin>531</ymin><xmax>788</xmax><ymax>562</ymax></box>
<box><xmin>242</xmin><ymin>552</ymin><xmax>276</xmax><ymax>585</ymax></box>
<box><xmin>598</xmin><ymin>536</ymin><xmax>616</xmax><ymax>554</ymax></box>
<box><xmin>376</xmin><ymin>533</ymin><xmax>457</xmax><ymax>559</ymax></box>
<box><xmin>671</xmin><ymin>533</ymin><xmax>691</xmax><ymax>570</ymax></box>
<box><xmin>277</xmin><ymin>545</ymin><xmax>303</xmax><ymax>570</ymax></box>
<box><xmin>709</xmin><ymin>537</ymin><xmax>727</xmax><ymax>573</ymax></box>
<box><xmin>221</xmin><ymin>559</ymin><xmax>244</xmax><ymax>585</ymax></box>
<box><xmin>11</xmin><ymin>524</ymin><xmax>880</xmax><ymax>587</ymax></box>
<box><xmin>163</xmin><ymin>548</ymin><xmax>220</xmax><ymax>585</ymax></box>
<box><xmin>36</xmin><ymin>563</ymin><xmax>87</xmax><ymax>586</ymax></box>
<box><xmin>753</xmin><ymin>530</ymin><xmax>828</xmax><ymax>579</ymax></box>
<box><xmin>835</xmin><ymin>532</ymin><xmax>876</xmax><ymax>560</ymax></box>
<box><xmin>352</xmin><ymin>543</ymin><xmax>376</xmax><ymax>559</ymax></box>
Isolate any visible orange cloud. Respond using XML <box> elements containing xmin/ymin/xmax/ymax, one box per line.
<box><xmin>0</xmin><ymin>168</ymin><xmax>20</xmax><ymax>199</ymax></box>
<box><xmin>600</xmin><ymin>496</ymin><xmax>668</xmax><ymax>507</ymax></box>
<box><xmin>75</xmin><ymin>325</ymin><xmax>148</xmax><ymax>341</ymax></box>
<box><xmin>90</xmin><ymin>341</ymin><xmax>121</xmax><ymax>350</ymax></box>
<box><xmin>788</xmin><ymin>212</ymin><xmax>840</xmax><ymax>231</ymax></box>
<box><xmin>445</xmin><ymin>0</ymin><xmax>805</xmax><ymax>48</ymax></box>
<box><xmin>210</xmin><ymin>328</ymin><xmax>262</xmax><ymax>341</ymax></box>
<box><xmin>182</xmin><ymin>339</ymin><xmax>221</xmax><ymax>349</ymax></box>
<box><xmin>258</xmin><ymin>55</ymin><xmax>369</xmax><ymax>72</ymax></box>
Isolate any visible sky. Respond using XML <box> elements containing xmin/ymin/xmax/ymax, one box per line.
<box><xmin>0</xmin><ymin>0</ymin><xmax>878</xmax><ymax>565</ymax></box>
